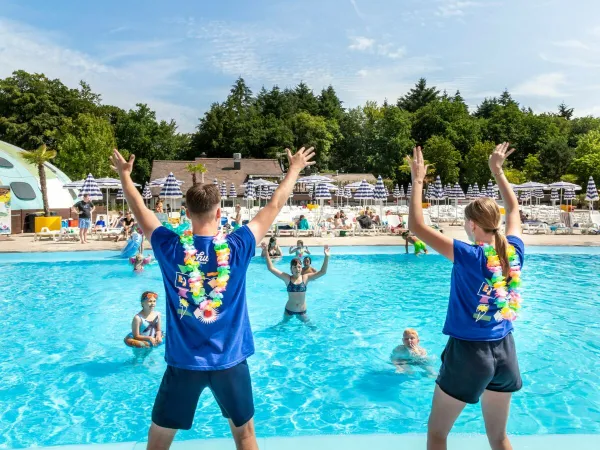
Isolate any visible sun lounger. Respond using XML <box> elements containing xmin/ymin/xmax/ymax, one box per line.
<box><xmin>522</xmin><ymin>222</ymin><xmax>550</xmax><ymax>235</ymax></box>
<box><xmin>96</xmin><ymin>227</ymin><xmax>123</xmax><ymax>240</ymax></box>
<box><xmin>56</xmin><ymin>227</ymin><xmax>80</xmax><ymax>241</ymax></box>
<box><xmin>33</xmin><ymin>227</ymin><xmax>60</xmax><ymax>241</ymax></box>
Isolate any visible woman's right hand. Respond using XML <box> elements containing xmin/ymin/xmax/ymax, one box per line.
<box><xmin>405</xmin><ymin>146</ymin><xmax>428</xmax><ymax>184</ymax></box>
<box><xmin>148</xmin><ymin>337</ymin><xmax>157</xmax><ymax>346</ymax></box>
<box><xmin>488</xmin><ymin>142</ymin><xmax>516</xmax><ymax>173</ymax></box>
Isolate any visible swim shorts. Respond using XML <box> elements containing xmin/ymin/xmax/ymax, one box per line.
<box><xmin>414</xmin><ymin>240</ymin><xmax>427</xmax><ymax>254</ymax></box>
<box><xmin>79</xmin><ymin>218</ymin><xmax>91</xmax><ymax>229</ymax></box>
<box><xmin>285</xmin><ymin>308</ymin><xmax>307</xmax><ymax>316</ymax></box>
<box><xmin>152</xmin><ymin>361</ymin><xmax>254</xmax><ymax>429</ymax></box>
<box><xmin>436</xmin><ymin>333</ymin><xmax>522</xmax><ymax>404</ymax></box>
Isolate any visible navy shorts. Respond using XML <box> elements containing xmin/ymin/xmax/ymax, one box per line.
<box><xmin>436</xmin><ymin>333</ymin><xmax>522</xmax><ymax>404</ymax></box>
<box><xmin>152</xmin><ymin>360</ymin><xmax>254</xmax><ymax>429</ymax></box>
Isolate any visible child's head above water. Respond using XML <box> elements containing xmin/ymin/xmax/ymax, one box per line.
<box><xmin>290</xmin><ymin>257</ymin><xmax>302</xmax><ymax>274</ymax></box>
<box><xmin>297</xmin><ymin>239</ymin><xmax>304</xmax><ymax>247</ymax></box>
<box><xmin>303</xmin><ymin>256</ymin><xmax>312</xmax><ymax>268</ymax></box>
<box><xmin>402</xmin><ymin>328</ymin><xmax>420</xmax><ymax>348</ymax></box>
<box><xmin>140</xmin><ymin>291</ymin><xmax>158</xmax><ymax>310</ymax></box>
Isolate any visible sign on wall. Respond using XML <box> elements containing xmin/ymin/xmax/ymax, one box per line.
<box><xmin>0</xmin><ymin>185</ymin><xmax>11</xmax><ymax>235</ymax></box>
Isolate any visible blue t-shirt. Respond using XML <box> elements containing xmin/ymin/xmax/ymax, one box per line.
<box><xmin>151</xmin><ymin>225</ymin><xmax>256</xmax><ymax>370</ymax></box>
<box><xmin>443</xmin><ymin>235</ymin><xmax>525</xmax><ymax>341</ymax></box>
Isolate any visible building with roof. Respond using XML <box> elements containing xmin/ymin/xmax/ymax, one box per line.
<box><xmin>150</xmin><ymin>153</ymin><xmax>285</xmax><ymax>196</ymax></box>
<box><xmin>0</xmin><ymin>140</ymin><xmax>76</xmax><ymax>233</ymax></box>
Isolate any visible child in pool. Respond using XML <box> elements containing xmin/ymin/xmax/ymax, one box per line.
<box><xmin>402</xmin><ymin>231</ymin><xmax>428</xmax><ymax>255</ymax></box>
<box><xmin>289</xmin><ymin>239</ymin><xmax>310</xmax><ymax>257</ymax></box>
<box><xmin>391</xmin><ymin>328</ymin><xmax>429</xmax><ymax>373</ymax></box>
<box><xmin>124</xmin><ymin>291</ymin><xmax>163</xmax><ymax>348</ymax></box>
<box><xmin>302</xmin><ymin>256</ymin><xmax>317</xmax><ymax>274</ymax></box>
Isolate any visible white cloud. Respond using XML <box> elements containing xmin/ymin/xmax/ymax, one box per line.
<box><xmin>0</xmin><ymin>18</ymin><xmax>199</xmax><ymax>131</ymax></box>
<box><xmin>552</xmin><ymin>40</ymin><xmax>589</xmax><ymax>50</ymax></box>
<box><xmin>540</xmin><ymin>52</ymin><xmax>600</xmax><ymax>68</ymax></box>
<box><xmin>435</xmin><ymin>1</ymin><xmax>482</xmax><ymax>17</ymax></box>
<box><xmin>349</xmin><ymin>0</ymin><xmax>365</xmax><ymax>20</ymax></box>
<box><xmin>377</xmin><ymin>43</ymin><xmax>406</xmax><ymax>59</ymax></box>
<box><xmin>513</xmin><ymin>73</ymin><xmax>568</xmax><ymax>98</ymax></box>
<box><xmin>348</xmin><ymin>36</ymin><xmax>375</xmax><ymax>51</ymax></box>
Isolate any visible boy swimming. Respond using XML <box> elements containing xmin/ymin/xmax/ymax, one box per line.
<box><xmin>390</xmin><ymin>328</ymin><xmax>434</xmax><ymax>375</ymax></box>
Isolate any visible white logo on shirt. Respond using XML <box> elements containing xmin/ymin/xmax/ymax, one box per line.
<box><xmin>196</xmin><ymin>251</ymin><xmax>209</xmax><ymax>265</ymax></box>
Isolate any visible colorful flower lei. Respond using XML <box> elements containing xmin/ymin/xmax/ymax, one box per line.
<box><xmin>178</xmin><ymin>230</ymin><xmax>230</xmax><ymax>324</ymax></box>
<box><xmin>478</xmin><ymin>243</ymin><xmax>522</xmax><ymax>322</ymax></box>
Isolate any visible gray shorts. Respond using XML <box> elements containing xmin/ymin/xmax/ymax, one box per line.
<box><xmin>436</xmin><ymin>333</ymin><xmax>522</xmax><ymax>404</ymax></box>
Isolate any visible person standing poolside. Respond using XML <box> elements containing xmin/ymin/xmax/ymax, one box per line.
<box><xmin>407</xmin><ymin>143</ymin><xmax>524</xmax><ymax>450</ymax></box>
<box><xmin>263</xmin><ymin>245</ymin><xmax>330</xmax><ymax>326</ymax></box>
<box><xmin>71</xmin><ymin>194</ymin><xmax>95</xmax><ymax>244</ymax></box>
<box><xmin>111</xmin><ymin>146</ymin><xmax>315</xmax><ymax>450</ymax></box>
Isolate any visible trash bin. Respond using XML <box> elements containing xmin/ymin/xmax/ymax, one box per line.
<box><xmin>23</xmin><ymin>212</ymin><xmax>43</xmax><ymax>233</ymax></box>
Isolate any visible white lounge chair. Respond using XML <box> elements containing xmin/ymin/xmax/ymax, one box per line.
<box><xmin>522</xmin><ymin>222</ymin><xmax>550</xmax><ymax>235</ymax></box>
<box><xmin>33</xmin><ymin>227</ymin><xmax>60</xmax><ymax>241</ymax></box>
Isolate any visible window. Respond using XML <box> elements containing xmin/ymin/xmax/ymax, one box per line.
<box><xmin>10</xmin><ymin>182</ymin><xmax>37</xmax><ymax>200</ymax></box>
<box><xmin>0</xmin><ymin>157</ymin><xmax>14</xmax><ymax>168</ymax></box>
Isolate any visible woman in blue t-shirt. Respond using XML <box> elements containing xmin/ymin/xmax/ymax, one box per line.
<box><xmin>406</xmin><ymin>143</ymin><xmax>523</xmax><ymax>450</ymax></box>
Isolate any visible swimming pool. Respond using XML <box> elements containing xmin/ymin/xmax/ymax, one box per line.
<box><xmin>1</xmin><ymin>246</ymin><xmax>599</xmax><ymax>448</ymax></box>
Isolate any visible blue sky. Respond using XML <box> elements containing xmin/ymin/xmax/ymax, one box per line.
<box><xmin>1</xmin><ymin>0</ymin><xmax>600</xmax><ymax>132</ymax></box>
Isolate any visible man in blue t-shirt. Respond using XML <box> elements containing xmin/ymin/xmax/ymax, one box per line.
<box><xmin>110</xmin><ymin>146</ymin><xmax>315</xmax><ymax>450</ymax></box>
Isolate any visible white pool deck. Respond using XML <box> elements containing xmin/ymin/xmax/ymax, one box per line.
<box><xmin>25</xmin><ymin>434</ymin><xmax>600</xmax><ymax>450</ymax></box>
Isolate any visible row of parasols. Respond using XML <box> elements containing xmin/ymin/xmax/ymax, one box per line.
<box><xmin>63</xmin><ymin>172</ymin><xmax>600</xmax><ymax>209</ymax></box>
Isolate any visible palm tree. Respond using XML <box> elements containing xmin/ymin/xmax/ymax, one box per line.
<box><xmin>22</xmin><ymin>144</ymin><xmax>57</xmax><ymax>217</ymax></box>
<box><xmin>186</xmin><ymin>163</ymin><xmax>207</xmax><ymax>186</ymax></box>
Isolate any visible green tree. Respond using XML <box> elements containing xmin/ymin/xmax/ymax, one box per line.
<box><xmin>0</xmin><ymin>71</ymin><xmax>100</xmax><ymax>149</ymax></box>
<box><xmin>317</xmin><ymin>86</ymin><xmax>344</xmax><ymax>121</ymax></box>
<box><xmin>21</xmin><ymin>144</ymin><xmax>57</xmax><ymax>216</ymax></box>
<box><xmin>558</xmin><ymin>102</ymin><xmax>574</xmax><ymax>120</ymax></box>
<box><xmin>186</xmin><ymin>163</ymin><xmax>207</xmax><ymax>185</ymax></box>
<box><xmin>422</xmin><ymin>135</ymin><xmax>461</xmax><ymax>182</ymax></box>
<box><xmin>55</xmin><ymin>113</ymin><xmax>116</xmax><ymax>180</ymax></box>
<box><xmin>522</xmin><ymin>154</ymin><xmax>542</xmax><ymax>181</ymax></box>
<box><xmin>462</xmin><ymin>141</ymin><xmax>495</xmax><ymax>185</ymax></box>
<box><xmin>293</xmin><ymin>82</ymin><xmax>319</xmax><ymax>115</ymax></box>
<box><xmin>570</xmin><ymin>130</ymin><xmax>600</xmax><ymax>182</ymax></box>
<box><xmin>397</xmin><ymin>78</ymin><xmax>440</xmax><ymax>113</ymax></box>
<box><xmin>290</xmin><ymin>112</ymin><xmax>337</xmax><ymax>169</ymax></box>
<box><xmin>538</xmin><ymin>137</ymin><xmax>574</xmax><ymax>182</ymax></box>
<box><xmin>113</xmin><ymin>104</ymin><xmax>189</xmax><ymax>183</ymax></box>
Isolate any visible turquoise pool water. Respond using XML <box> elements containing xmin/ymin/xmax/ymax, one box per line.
<box><xmin>1</xmin><ymin>246</ymin><xmax>599</xmax><ymax>448</ymax></box>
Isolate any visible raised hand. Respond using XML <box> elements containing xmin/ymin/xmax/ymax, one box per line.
<box><xmin>488</xmin><ymin>142</ymin><xmax>516</xmax><ymax>174</ymax></box>
<box><xmin>260</xmin><ymin>242</ymin><xmax>267</xmax><ymax>249</ymax></box>
<box><xmin>110</xmin><ymin>148</ymin><xmax>135</xmax><ymax>178</ymax></box>
<box><xmin>324</xmin><ymin>245</ymin><xmax>330</xmax><ymax>256</ymax></box>
<box><xmin>405</xmin><ymin>146</ymin><xmax>428</xmax><ymax>184</ymax></box>
<box><xmin>287</xmin><ymin>146</ymin><xmax>316</xmax><ymax>172</ymax></box>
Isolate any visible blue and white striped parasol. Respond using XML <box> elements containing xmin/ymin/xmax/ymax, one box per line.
<box><xmin>116</xmin><ymin>188</ymin><xmax>124</xmax><ymax>200</ymax></box>
<box><xmin>142</xmin><ymin>183</ymin><xmax>153</xmax><ymax>200</ymax></box>
<box><xmin>373</xmin><ymin>175</ymin><xmax>387</xmax><ymax>200</ymax></box>
<box><xmin>229</xmin><ymin>183</ymin><xmax>237</xmax><ymax>198</ymax></box>
<box><xmin>433</xmin><ymin>176</ymin><xmax>445</xmax><ymax>200</ymax></box>
<box><xmin>314</xmin><ymin>183</ymin><xmax>332</xmax><ymax>200</ymax></box>
<box><xmin>585</xmin><ymin>176</ymin><xmax>599</xmax><ymax>203</ymax></box>
<box><xmin>213</xmin><ymin>178</ymin><xmax>218</xmax><ymax>186</ymax></box>
<box><xmin>150</xmin><ymin>176</ymin><xmax>184</xmax><ymax>187</ymax></box>
<box><xmin>454</xmin><ymin>182</ymin><xmax>465</xmax><ymax>199</ymax></box>
<box><xmin>487</xmin><ymin>180</ymin><xmax>497</xmax><ymax>199</ymax></box>
<box><xmin>425</xmin><ymin>183</ymin><xmax>433</xmax><ymax>200</ymax></box>
<box><xmin>393</xmin><ymin>184</ymin><xmax>401</xmax><ymax>200</ymax></box>
<box><xmin>160</xmin><ymin>172</ymin><xmax>183</xmax><ymax>199</ymax></box>
<box><xmin>550</xmin><ymin>189</ymin><xmax>559</xmax><ymax>202</ymax></box>
<box><xmin>220</xmin><ymin>181</ymin><xmax>227</xmax><ymax>199</ymax></box>
<box><xmin>533</xmin><ymin>188</ymin><xmax>545</xmax><ymax>199</ymax></box>
<box><xmin>354</xmin><ymin>180</ymin><xmax>373</xmax><ymax>200</ymax></box>
<box><xmin>466</xmin><ymin>185</ymin><xmax>473</xmax><ymax>199</ymax></box>
<box><xmin>564</xmin><ymin>188</ymin><xmax>576</xmax><ymax>202</ymax></box>
<box><xmin>244</xmin><ymin>178</ymin><xmax>255</xmax><ymax>200</ymax></box>
<box><xmin>520</xmin><ymin>190</ymin><xmax>531</xmax><ymax>201</ymax></box>
<box><xmin>78</xmin><ymin>173</ymin><xmax>103</xmax><ymax>200</ymax></box>
<box><xmin>406</xmin><ymin>183</ymin><xmax>412</xmax><ymax>198</ymax></box>
<box><xmin>473</xmin><ymin>183</ymin><xmax>481</xmax><ymax>198</ymax></box>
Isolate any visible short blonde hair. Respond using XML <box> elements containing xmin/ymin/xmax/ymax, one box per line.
<box><xmin>403</xmin><ymin>328</ymin><xmax>419</xmax><ymax>338</ymax></box>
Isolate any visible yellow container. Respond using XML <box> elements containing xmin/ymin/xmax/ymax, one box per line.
<box><xmin>35</xmin><ymin>216</ymin><xmax>62</xmax><ymax>232</ymax></box>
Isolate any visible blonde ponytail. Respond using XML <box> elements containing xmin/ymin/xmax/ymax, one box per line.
<box><xmin>492</xmin><ymin>229</ymin><xmax>510</xmax><ymax>278</ymax></box>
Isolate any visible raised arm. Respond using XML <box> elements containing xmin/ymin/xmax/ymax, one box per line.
<box><xmin>288</xmin><ymin>245</ymin><xmax>298</xmax><ymax>255</ymax></box>
<box><xmin>407</xmin><ymin>146</ymin><xmax>454</xmax><ymax>261</ymax></box>
<box><xmin>247</xmin><ymin>147</ymin><xmax>315</xmax><ymax>243</ymax></box>
<box><xmin>110</xmin><ymin>149</ymin><xmax>161</xmax><ymax>238</ymax></box>
<box><xmin>263</xmin><ymin>245</ymin><xmax>289</xmax><ymax>282</ymax></box>
<box><xmin>489</xmin><ymin>143</ymin><xmax>521</xmax><ymax>238</ymax></box>
<box><xmin>306</xmin><ymin>245</ymin><xmax>330</xmax><ymax>281</ymax></box>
